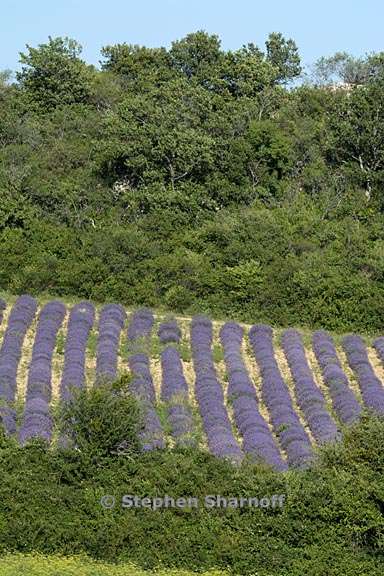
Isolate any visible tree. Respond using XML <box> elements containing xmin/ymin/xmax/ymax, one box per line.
<box><xmin>0</xmin><ymin>70</ymin><xmax>19</xmax><ymax>146</ymax></box>
<box><xmin>169</xmin><ymin>31</ymin><xmax>278</xmax><ymax>96</ymax></box>
<box><xmin>245</xmin><ymin>119</ymin><xmax>294</xmax><ymax>197</ymax></box>
<box><xmin>311</xmin><ymin>51</ymin><xmax>384</xmax><ymax>86</ymax></box>
<box><xmin>100</xmin><ymin>43</ymin><xmax>177</xmax><ymax>89</ymax></box>
<box><xmin>217</xmin><ymin>45</ymin><xmax>277</xmax><ymax>97</ymax></box>
<box><xmin>0</xmin><ymin>70</ymin><xmax>12</xmax><ymax>96</ymax></box>
<box><xmin>96</xmin><ymin>78</ymin><xmax>215</xmax><ymax>192</ymax></box>
<box><xmin>169</xmin><ymin>30</ymin><xmax>222</xmax><ymax>79</ymax></box>
<box><xmin>17</xmin><ymin>36</ymin><xmax>92</xmax><ymax>110</ymax></box>
<box><xmin>327</xmin><ymin>81</ymin><xmax>384</xmax><ymax>201</ymax></box>
<box><xmin>265</xmin><ymin>32</ymin><xmax>302</xmax><ymax>84</ymax></box>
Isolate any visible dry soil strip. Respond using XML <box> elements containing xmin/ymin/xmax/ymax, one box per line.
<box><xmin>85</xmin><ymin>306</ymin><xmax>98</xmax><ymax>389</ymax></box>
<box><xmin>51</xmin><ymin>307</ymin><xmax>68</xmax><ymax>403</ymax></box>
<box><xmin>304</xmin><ymin>346</ymin><xmax>340</xmax><ymax>425</ymax></box>
<box><xmin>367</xmin><ymin>346</ymin><xmax>384</xmax><ymax>390</ymax></box>
<box><xmin>16</xmin><ymin>304</ymin><xmax>39</xmax><ymax>407</ymax></box>
<box><xmin>336</xmin><ymin>345</ymin><xmax>364</xmax><ymax>405</ymax></box>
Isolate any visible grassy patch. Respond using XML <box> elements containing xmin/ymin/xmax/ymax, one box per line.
<box><xmin>0</xmin><ymin>553</ymin><xmax>227</xmax><ymax>576</ymax></box>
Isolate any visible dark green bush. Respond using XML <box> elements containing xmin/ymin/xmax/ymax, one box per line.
<box><xmin>0</xmin><ymin>410</ymin><xmax>384</xmax><ymax>575</ymax></box>
<box><xmin>58</xmin><ymin>375</ymin><xmax>143</xmax><ymax>460</ymax></box>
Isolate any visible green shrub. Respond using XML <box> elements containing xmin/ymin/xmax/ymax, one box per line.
<box><xmin>0</xmin><ymin>414</ymin><xmax>383</xmax><ymax>574</ymax></box>
<box><xmin>57</xmin><ymin>375</ymin><xmax>143</xmax><ymax>460</ymax></box>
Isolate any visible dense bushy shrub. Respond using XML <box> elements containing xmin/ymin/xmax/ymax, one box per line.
<box><xmin>58</xmin><ymin>375</ymin><xmax>142</xmax><ymax>459</ymax></box>
<box><xmin>0</xmin><ymin>412</ymin><xmax>383</xmax><ymax>575</ymax></box>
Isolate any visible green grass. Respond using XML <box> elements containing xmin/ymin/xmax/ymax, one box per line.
<box><xmin>0</xmin><ymin>554</ymin><xmax>227</xmax><ymax>576</ymax></box>
<box><xmin>55</xmin><ymin>331</ymin><xmax>66</xmax><ymax>355</ymax></box>
<box><xmin>86</xmin><ymin>331</ymin><xmax>98</xmax><ymax>358</ymax></box>
<box><xmin>212</xmin><ymin>343</ymin><xmax>224</xmax><ymax>363</ymax></box>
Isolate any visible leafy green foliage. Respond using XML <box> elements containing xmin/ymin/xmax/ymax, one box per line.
<box><xmin>265</xmin><ymin>32</ymin><xmax>302</xmax><ymax>84</ymax></box>
<box><xmin>326</xmin><ymin>81</ymin><xmax>384</xmax><ymax>202</ymax></box>
<box><xmin>58</xmin><ymin>376</ymin><xmax>143</xmax><ymax>460</ymax></box>
<box><xmin>311</xmin><ymin>51</ymin><xmax>384</xmax><ymax>86</ymax></box>
<box><xmin>96</xmin><ymin>78</ymin><xmax>215</xmax><ymax>190</ymax></box>
<box><xmin>17</xmin><ymin>37</ymin><xmax>93</xmax><ymax>110</ymax></box>
<box><xmin>169</xmin><ymin>30</ymin><xmax>222</xmax><ymax>80</ymax></box>
<box><xmin>1</xmin><ymin>34</ymin><xmax>384</xmax><ymax>333</ymax></box>
<box><xmin>0</xmin><ymin>414</ymin><xmax>384</xmax><ymax>574</ymax></box>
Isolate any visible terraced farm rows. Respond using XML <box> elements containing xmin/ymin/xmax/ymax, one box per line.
<box><xmin>1</xmin><ymin>294</ymin><xmax>384</xmax><ymax>470</ymax></box>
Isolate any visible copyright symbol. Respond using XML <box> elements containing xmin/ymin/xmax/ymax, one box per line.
<box><xmin>100</xmin><ymin>495</ymin><xmax>116</xmax><ymax>509</ymax></box>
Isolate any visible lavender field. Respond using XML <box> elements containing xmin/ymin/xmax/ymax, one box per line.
<box><xmin>1</xmin><ymin>294</ymin><xmax>384</xmax><ymax>470</ymax></box>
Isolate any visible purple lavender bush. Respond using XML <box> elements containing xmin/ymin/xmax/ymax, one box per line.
<box><xmin>281</xmin><ymin>329</ymin><xmax>339</xmax><ymax>444</ymax></box>
<box><xmin>248</xmin><ymin>324</ymin><xmax>313</xmax><ymax>469</ymax></box>
<box><xmin>312</xmin><ymin>330</ymin><xmax>361</xmax><ymax>424</ymax></box>
<box><xmin>127</xmin><ymin>307</ymin><xmax>154</xmax><ymax>350</ymax></box>
<box><xmin>127</xmin><ymin>308</ymin><xmax>165</xmax><ymax>451</ymax></box>
<box><xmin>220</xmin><ymin>322</ymin><xmax>287</xmax><ymax>471</ymax></box>
<box><xmin>191</xmin><ymin>315</ymin><xmax>243</xmax><ymax>464</ymax></box>
<box><xmin>0</xmin><ymin>295</ymin><xmax>37</xmax><ymax>435</ymax></box>
<box><xmin>342</xmin><ymin>334</ymin><xmax>384</xmax><ymax>414</ymax></box>
<box><xmin>95</xmin><ymin>303</ymin><xmax>126</xmax><ymax>385</ymax></box>
<box><xmin>159</xmin><ymin>319</ymin><xmax>195</xmax><ymax>448</ymax></box>
<box><xmin>19</xmin><ymin>300</ymin><xmax>66</xmax><ymax>445</ymax></box>
<box><xmin>60</xmin><ymin>302</ymin><xmax>95</xmax><ymax>401</ymax></box>
<box><xmin>158</xmin><ymin>319</ymin><xmax>182</xmax><ymax>345</ymax></box>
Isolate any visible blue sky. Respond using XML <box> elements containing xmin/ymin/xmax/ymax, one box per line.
<box><xmin>1</xmin><ymin>0</ymin><xmax>383</xmax><ymax>74</ymax></box>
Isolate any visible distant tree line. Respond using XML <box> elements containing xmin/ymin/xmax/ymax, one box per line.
<box><xmin>1</xmin><ymin>32</ymin><xmax>384</xmax><ymax>332</ymax></box>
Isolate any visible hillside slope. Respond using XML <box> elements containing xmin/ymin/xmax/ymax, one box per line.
<box><xmin>1</xmin><ymin>293</ymin><xmax>384</xmax><ymax>469</ymax></box>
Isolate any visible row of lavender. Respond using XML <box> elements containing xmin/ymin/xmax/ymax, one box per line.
<box><xmin>159</xmin><ymin>320</ymin><xmax>196</xmax><ymax>448</ymax></box>
<box><xmin>0</xmin><ymin>295</ymin><xmax>37</xmax><ymax>435</ymax></box>
<box><xmin>249</xmin><ymin>325</ymin><xmax>313</xmax><ymax>467</ymax></box>
<box><xmin>191</xmin><ymin>316</ymin><xmax>243</xmax><ymax>463</ymax></box>
<box><xmin>19</xmin><ymin>301</ymin><xmax>66</xmax><ymax>444</ymax></box>
<box><xmin>219</xmin><ymin>322</ymin><xmax>287</xmax><ymax>470</ymax></box>
<box><xmin>281</xmin><ymin>329</ymin><xmax>339</xmax><ymax>444</ymax></box>
<box><xmin>1</xmin><ymin>296</ymin><xmax>384</xmax><ymax>468</ymax></box>
<box><xmin>127</xmin><ymin>308</ymin><xmax>165</xmax><ymax>450</ymax></box>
